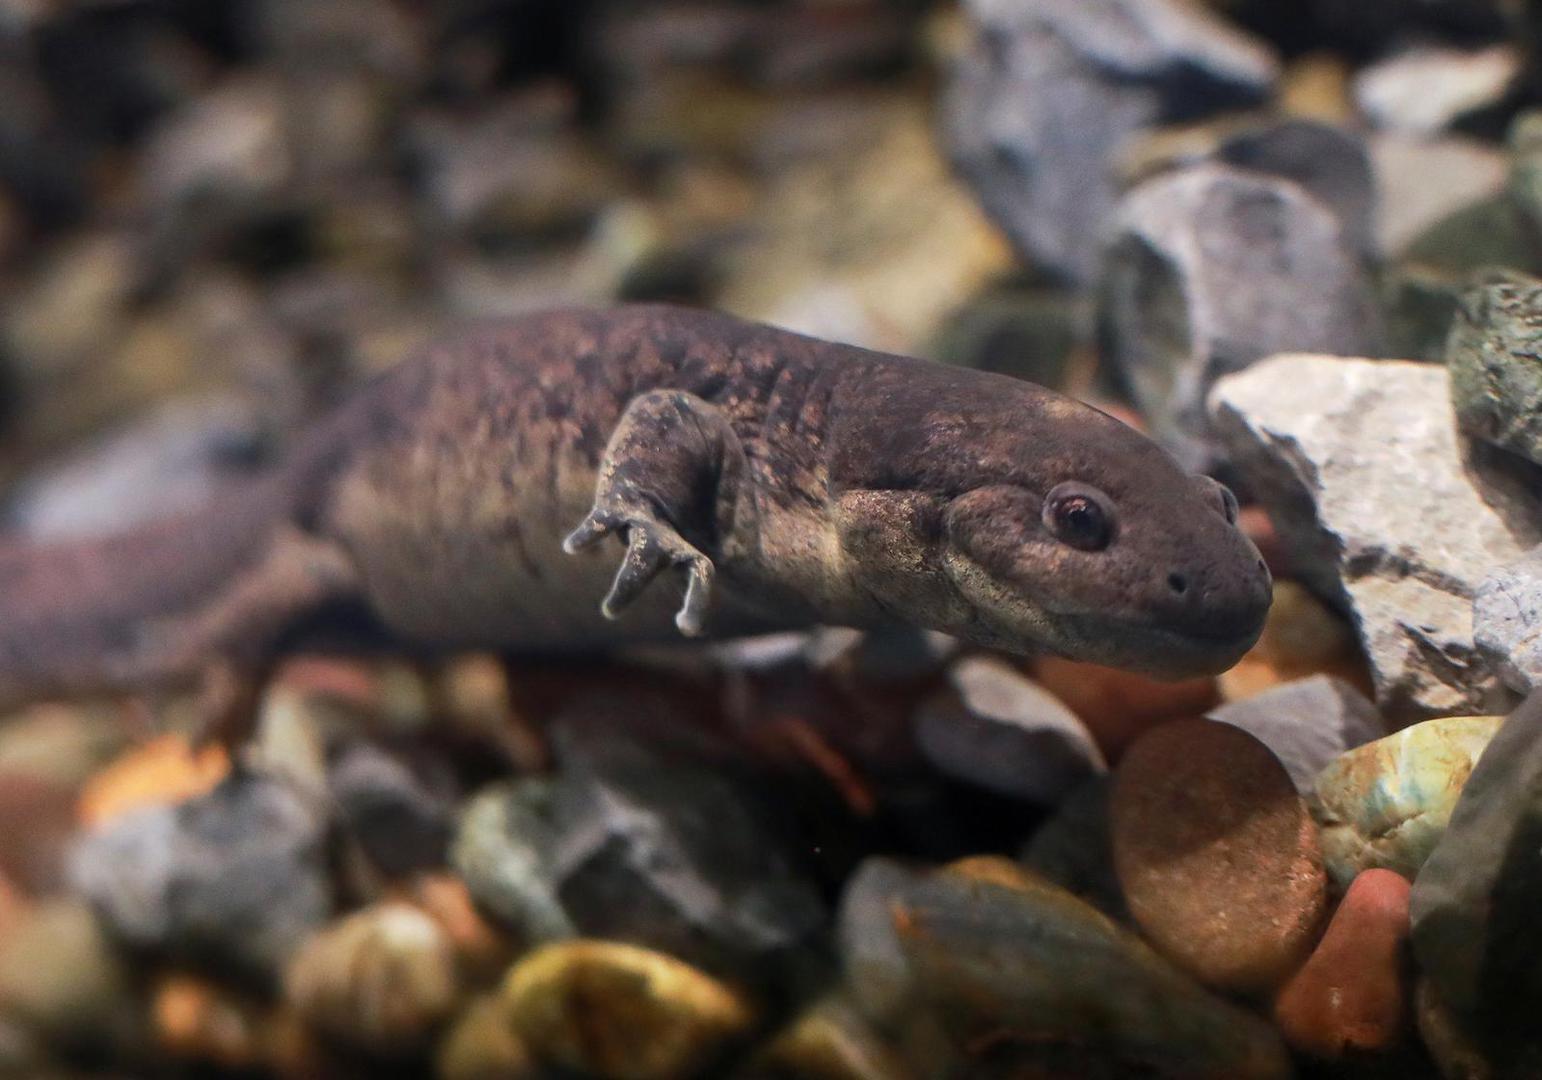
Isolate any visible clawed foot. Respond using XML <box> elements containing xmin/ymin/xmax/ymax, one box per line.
<box><xmin>563</xmin><ymin>506</ymin><xmax>715</xmax><ymax>636</ymax></box>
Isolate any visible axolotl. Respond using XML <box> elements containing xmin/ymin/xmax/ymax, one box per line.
<box><xmin>0</xmin><ymin>305</ymin><xmax>1271</xmax><ymax>709</ymax></box>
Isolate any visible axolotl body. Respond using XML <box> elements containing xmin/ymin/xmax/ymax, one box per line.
<box><xmin>0</xmin><ymin>305</ymin><xmax>1271</xmax><ymax>709</ymax></box>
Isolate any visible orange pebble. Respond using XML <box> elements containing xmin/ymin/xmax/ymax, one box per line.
<box><xmin>153</xmin><ymin>974</ymin><xmax>268</xmax><ymax>1070</ymax></box>
<box><xmin>403</xmin><ymin>873</ymin><xmax>515</xmax><ymax>985</ymax></box>
<box><xmin>1031</xmin><ymin>656</ymin><xmax>1217</xmax><ymax>761</ymax></box>
<box><xmin>1274</xmin><ymin>869</ymin><xmax>1413</xmax><ymax>1060</ymax></box>
<box><xmin>77</xmin><ymin>736</ymin><xmax>229</xmax><ymax>828</ymax></box>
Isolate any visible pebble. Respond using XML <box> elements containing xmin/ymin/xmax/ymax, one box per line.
<box><xmin>402</xmin><ymin>873</ymin><xmax>515</xmax><ymax>988</ymax></box>
<box><xmin>913</xmin><ymin>656</ymin><xmax>1104</xmax><ymax>803</ymax></box>
<box><xmin>502</xmin><ymin>939</ymin><xmax>756</xmax><ymax>1080</ymax></box>
<box><xmin>70</xmin><ymin>771</ymin><xmax>332</xmax><ymax>981</ymax></box>
<box><xmin>0</xmin><ymin>900</ymin><xmax>137</xmax><ymax>1056</ymax></box>
<box><xmin>1211</xmin><ymin>354</ymin><xmax>1542</xmax><ymax>721</ymax></box>
<box><xmin>835</xmin><ymin>858</ymin><xmax>925</xmax><ymax>1028</ymax></box>
<box><xmin>1208</xmin><ymin>674</ymin><xmax>1384</xmax><ymax>793</ymax></box>
<box><xmin>75</xmin><ymin>735</ymin><xmax>230</xmax><ymax>829</ymax></box>
<box><xmin>329</xmin><ymin>741</ymin><xmax>454</xmax><ymax>879</ymax></box>
<box><xmin>1110</xmin><ymin>719</ymin><xmax>1328</xmax><ymax>994</ymax></box>
<box><xmin>1029</xmin><ymin>655</ymin><xmax>1217</xmax><ymax>761</ymax></box>
<box><xmin>152</xmin><ymin>974</ymin><xmax>275</xmax><ymax>1071</ymax></box>
<box><xmin>945</xmin><ymin>0</ymin><xmax>1277</xmax><ymax>284</ymax></box>
<box><xmin>1019</xmin><ymin>777</ymin><xmax>1128</xmax><ymax>918</ymax></box>
<box><xmin>1371</xmin><ymin>133</ymin><xmax>1507</xmax><ymax>255</ymax></box>
<box><xmin>1217</xmin><ymin>580</ymin><xmax>1367</xmax><ymax>703</ymax></box>
<box><xmin>891</xmin><ymin>857</ymin><xmax>1292</xmax><ymax>1077</ymax></box>
<box><xmin>1310</xmin><ymin>714</ymin><xmax>1503</xmax><ymax>890</ymax></box>
<box><xmin>1101</xmin><ymin>163</ymin><xmax>1379</xmax><ymax>468</ymax></box>
<box><xmin>735</xmin><ymin>995</ymin><xmax>912</xmax><ymax>1080</ymax></box>
<box><xmin>1411</xmin><ymin>693</ymin><xmax>1542</xmax><ymax>1065</ymax></box>
<box><xmin>435</xmin><ymin>993</ymin><xmax>540</xmax><ymax>1080</ymax></box>
<box><xmin>284</xmin><ymin>900</ymin><xmax>461</xmax><ymax>1054</ymax></box>
<box><xmin>450</xmin><ymin>779</ymin><xmax>575</xmax><ymax>946</ymax></box>
<box><xmin>1273</xmin><ymin>868</ymin><xmax>1413</xmax><ymax>1060</ymax></box>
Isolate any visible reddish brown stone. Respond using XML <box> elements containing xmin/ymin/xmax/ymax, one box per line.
<box><xmin>1030</xmin><ymin>656</ymin><xmax>1217</xmax><ymax>761</ymax></box>
<box><xmin>1110</xmin><ymin>718</ymin><xmax>1328</xmax><ymax>995</ymax></box>
<box><xmin>1274</xmin><ymin>869</ymin><xmax>1413</xmax><ymax>1059</ymax></box>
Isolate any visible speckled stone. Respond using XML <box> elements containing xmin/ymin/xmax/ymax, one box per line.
<box><xmin>502</xmin><ymin>939</ymin><xmax>755</xmax><ymax>1080</ymax></box>
<box><xmin>1110</xmin><ymin>718</ymin><xmax>1328</xmax><ymax>994</ymax></box>
<box><xmin>1273</xmin><ymin>869</ymin><xmax>1413</xmax><ymax>1060</ymax></box>
<box><xmin>1310</xmin><ymin>714</ymin><xmax>1502</xmax><ymax>890</ymax></box>
<box><xmin>1447</xmin><ymin>272</ymin><xmax>1542</xmax><ymax>468</ymax></box>
<box><xmin>892</xmin><ymin>857</ymin><xmax>1292</xmax><ymax>1078</ymax></box>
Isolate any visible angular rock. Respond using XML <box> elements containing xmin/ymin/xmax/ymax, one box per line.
<box><xmin>1411</xmin><ymin>692</ymin><xmax>1542</xmax><ymax>1067</ymax></box>
<box><xmin>1447</xmin><ymin>272</ymin><xmax>1542</xmax><ymax>467</ymax></box>
<box><xmin>945</xmin><ymin>0</ymin><xmax>1277</xmax><ymax>285</ymax></box>
<box><xmin>1211</xmin><ymin>354</ymin><xmax>1542</xmax><ymax>720</ymax></box>
<box><xmin>69</xmin><ymin>771</ymin><xmax>331</xmax><ymax>981</ymax></box>
<box><xmin>1372</xmin><ymin>133</ymin><xmax>1506</xmax><ymax>255</ymax></box>
<box><xmin>449</xmin><ymin>779</ymin><xmax>575</xmax><ymax>946</ymax></box>
<box><xmin>1274</xmin><ymin>868</ymin><xmax>1413</xmax><ymax>1061</ymax></box>
<box><xmin>1110</xmin><ymin>719</ymin><xmax>1328</xmax><ymax>994</ymax></box>
<box><xmin>1102</xmin><ymin>165</ymin><xmax>1380</xmax><ymax>468</ymax></box>
<box><xmin>1475</xmin><ymin>544</ymin><xmax>1542</xmax><ymax>692</ymax></box>
<box><xmin>329</xmin><ymin>742</ymin><xmax>453</xmax><ymax>879</ymax></box>
<box><xmin>913</xmin><ymin>656</ymin><xmax>1104</xmax><ymax>803</ymax></box>
<box><xmin>892</xmin><ymin>858</ymin><xmax>1292</xmax><ymax>1077</ymax></box>
<box><xmin>1208</xmin><ymin>675</ymin><xmax>1384</xmax><ymax>793</ymax></box>
<box><xmin>548</xmin><ymin>716</ymin><xmax>827</xmax><ymax>981</ymax></box>
<box><xmin>1311</xmin><ymin>715</ymin><xmax>1503</xmax><ymax>890</ymax></box>
<box><xmin>502</xmin><ymin>940</ymin><xmax>755</xmax><ymax>1080</ymax></box>
<box><xmin>1355</xmin><ymin>45</ymin><xmax>1521</xmax><ymax>135</ymax></box>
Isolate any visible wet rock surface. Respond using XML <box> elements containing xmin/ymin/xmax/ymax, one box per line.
<box><xmin>1475</xmin><ymin>544</ymin><xmax>1542</xmax><ymax>692</ymax></box>
<box><xmin>1447</xmin><ymin>272</ymin><xmax>1542</xmax><ymax>467</ymax></box>
<box><xmin>1212</xmin><ymin>354</ymin><xmax>1542</xmax><ymax>721</ymax></box>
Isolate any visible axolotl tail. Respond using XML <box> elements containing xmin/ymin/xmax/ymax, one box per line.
<box><xmin>0</xmin><ymin>477</ymin><xmax>294</xmax><ymax>709</ymax></box>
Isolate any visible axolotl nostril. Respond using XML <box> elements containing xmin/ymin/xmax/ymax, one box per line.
<box><xmin>0</xmin><ymin>304</ymin><xmax>1271</xmax><ymax>711</ymax></box>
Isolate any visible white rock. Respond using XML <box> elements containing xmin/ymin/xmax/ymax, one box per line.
<box><xmin>1355</xmin><ymin>45</ymin><xmax>1520</xmax><ymax>136</ymax></box>
<box><xmin>1207</xmin><ymin>675</ymin><xmax>1385</xmax><ymax>793</ymax></box>
<box><xmin>1210</xmin><ymin>355</ymin><xmax>1542</xmax><ymax>721</ymax></box>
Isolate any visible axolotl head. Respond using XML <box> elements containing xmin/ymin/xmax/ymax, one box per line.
<box><xmin>828</xmin><ymin>363</ymin><xmax>1271</xmax><ymax>678</ymax></box>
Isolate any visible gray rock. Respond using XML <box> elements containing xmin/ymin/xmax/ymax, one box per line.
<box><xmin>1211</xmin><ymin>354</ymin><xmax>1542</xmax><ymax>721</ymax></box>
<box><xmin>945</xmin><ymin>0</ymin><xmax>1277</xmax><ymax>284</ymax></box>
<box><xmin>914</xmin><ymin>656</ymin><xmax>1104</xmax><ymax>803</ymax></box>
<box><xmin>1101</xmin><ymin>165</ymin><xmax>1381</xmax><ymax>469</ymax></box>
<box><xmin>1447</xmin><ymin>272</ymin><xmax>1542</xmax><ymax>467</ymax></box>
<box><xmin>1372</xmin><ymin>133</ymin><xmax>1507</xmax><ymax>255</ymax></box>
<box><xmin>450</xmin><ymin>779</ymin><xmax>575</xmax><ymax>946</ymax></box>
<box><xmin>329</xmin><ymin>742</ymin><xmax>453</xmax><ymax>879</ymax></box>
<box><xmin>3</xmin><ymin>395</ymin><xmax>267</xmax><ymax>541</ymax></box>
<box><xmin>1411</xmin><ymin>691</ymin><xmax>1542</xmax><ymax>1067</ymax></box>
<box><xmin>1475</xmin><ymin>545</ymin><xmax>1542</xmax><ymax>692</ymax></box>
<box><xmin>836</xmin><ymin>858</ymin><xmax>927</xmax><ymax>1028</ymax></box>
<box><xmin>1355</xmin><ymin>45</ymin><xmax>1521</xmax><ymax>135</ymax></box>
<box><xmin>1207</xmin><ymin>675</ymin><xmax>1385</xmax><ymax>793</ymax></box>
<box><xmin>548</xmin><ymin>714</ymin><xmax>828</xmax><ymax>981</ymax></box>
<box><xmin>894</xmin><ymin>861</ymin><xmax>1292</xmax><ymax>1078</ymax></box>
<box><xmin>68</xmin><ymin>771</ymin><xmax>331</xmax><ymax>982</ymax></box>
<box><xmin>1508</xmin><ymin>109</ymin><xmax>1542</xmax><ymax>236</ymax></box>
<box><xmin>1020</xmin><ymin>777</ymin><xmax>1127</xmax><ymax>919</ymax></box>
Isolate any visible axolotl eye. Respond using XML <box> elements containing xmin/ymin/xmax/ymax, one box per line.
<box><xmin>1042</xmin><ymin>481</ymin><xmax>1116</xmax><ymax>551</ymax></box>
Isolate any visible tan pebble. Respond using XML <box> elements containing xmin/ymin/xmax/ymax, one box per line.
<box><xmin>502</xmin><ymin>939</ymin><xmax>755</xmax><ymax>1080</ymax></box>
<box><xmin>436</xmin><ymin>993</ymin><xmax>540</xmax><ymax>1080</ymax></box>
<box><xmin>152</xmin><ymin>974</ymin><xmax>269</xmax><ymax>1070</ymax></box>
<box><xmin>1111</xmin><ymin>718</ymin><xmax>1328</xmax><ymax>995</ymax></box>
<box><xmin>1031</xmin><ymin>656</ymin><xmax>1217</xmax><ymax>760</ymax></box>
<box><xmin>400</xmin><ymin>873</ymin><xmax>515</xmax><ymax>986</ymax></box>
<box><xmin>76</xmin><ymin>735</ymin><xmax>229</xmax><ymax>828</ymax></box>
<box><xmin>0</xmin><ymin>899</ymin><xmax>133</xmax><ymax>1049</ymax></box>
<box><xmin>1273</xmin><ymin>869</ymin><xmax>1412</xmax><ymax>1059</ymax></box>
<box><xmin>1220</xmin><ymin>581</ymin><xmax>1371</xmax><ymax>702</ymax></box>
<box><xmin>285</xmin><ymin>901</ymin><xmax>460</xmax><ymax>1053</ymax></box>
<box><xmin>736</xmin><ymin>994</ymin><xmax>913</xmax><ymax>1080</ymax></box>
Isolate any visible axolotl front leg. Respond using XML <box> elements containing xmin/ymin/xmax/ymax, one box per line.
<box><xmin>563</xmin><ymin>389</ymin><xmax>751</xmax><ymax>636</ymax></box>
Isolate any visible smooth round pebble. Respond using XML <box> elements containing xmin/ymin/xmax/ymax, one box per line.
<box><xmin>285</xmin><ymin>901</ymin><xmax>460</xmax><ymax>1053</ymax></box>
<box><xmin>1111</xmin><ymin>718</ymin><xmax>1328</xmax><ymax>994</ymax></box>
<box><xmin>502</xmin><ymin>939</ymin><xmax>755</xmax><ymax>1080</ymax></box>
<box><xmin>1273</xmin><ymin>868</ymin><xmax>1412</xmax><ymax>1060</ymax></box>
<box><xmin>436</xmin><ymin>993</ymin><xmax>540</xmax><ymax>1080</ymax></box>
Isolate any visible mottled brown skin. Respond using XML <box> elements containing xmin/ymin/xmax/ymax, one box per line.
<box><xmin>0</xmin><ymin>305</ymin><xmax>1271</xmax><ymax>710</ymax></box>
